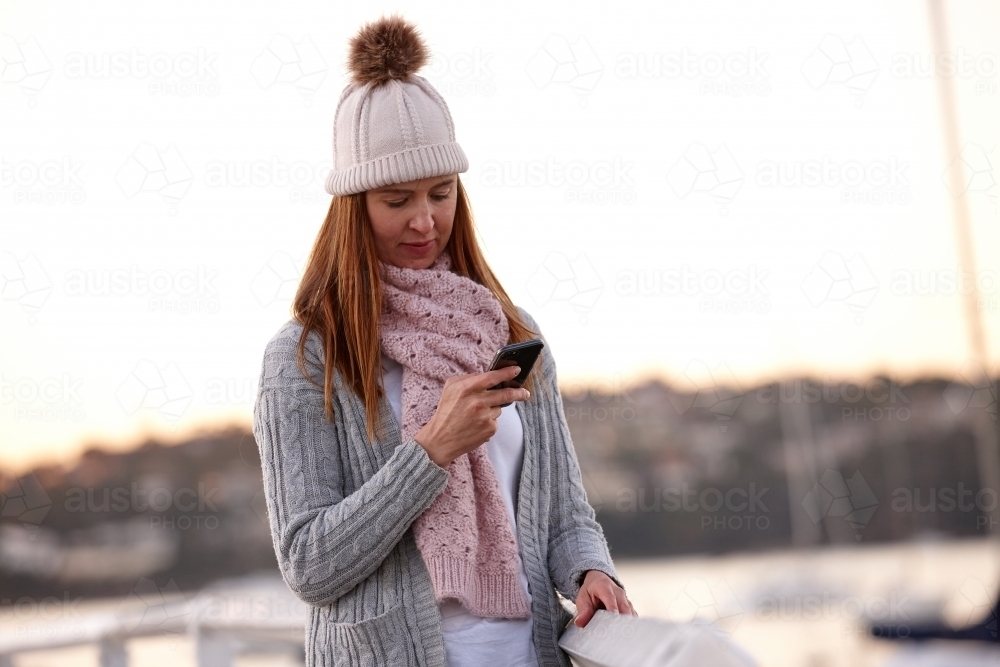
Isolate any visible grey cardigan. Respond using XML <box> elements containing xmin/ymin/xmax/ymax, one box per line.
<box><xmin>252</xmin><ymin>306</ymin><xmax>624</xmax><ymax>667</ymax></box>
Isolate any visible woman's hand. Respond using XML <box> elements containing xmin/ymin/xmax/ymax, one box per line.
<box><xmin>414</xmin><ymin>365</ymin><xmax>530</xmax><ymax>468</ymax></box>
<box><xmin>573</xmin><ymin>569</ymin><xmax>636</xmax><ymax>627</ymax></box>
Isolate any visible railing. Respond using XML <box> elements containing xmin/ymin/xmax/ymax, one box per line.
<box><xmin>0</xmin><ymin>574</ymin><xmax>306</xmax><ymax>667</ymax></box>
<box><xmin>0</xmin><ymin>576</ymin><xmax>755</xmax><ymax>667</ymax></box>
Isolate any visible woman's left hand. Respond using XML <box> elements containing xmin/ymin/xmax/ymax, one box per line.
<box><xmin>573</xmin><ymin>569</ymin><xmax>637</xmax><ymax>627</ymax></box>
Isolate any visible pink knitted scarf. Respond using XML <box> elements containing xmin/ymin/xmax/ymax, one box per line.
<box><xmin>378</xmin><ymin>249</ymin><xmax>532</xmax><ymax>619</ymax></box>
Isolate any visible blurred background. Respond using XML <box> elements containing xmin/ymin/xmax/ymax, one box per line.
<box><xmin>1</xmin><ymin>0</ymin><xmax>997</xmax><ymax>665</ymax></box>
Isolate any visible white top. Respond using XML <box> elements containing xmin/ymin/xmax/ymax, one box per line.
<box><xmin>381</xmin><ymin>353</ymin><xmax>538</xmax><ymax>667</ymax></box>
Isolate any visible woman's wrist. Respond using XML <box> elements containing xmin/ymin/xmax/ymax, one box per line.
<box><xmin>579</xmin><ymin>569</ymin><xmax>606</xmax><ymax>586</ymax></box>
<box><xmin>414</xmin><ymin>423</ymin><xmax>450</xmax><ymax>468</ymax></box>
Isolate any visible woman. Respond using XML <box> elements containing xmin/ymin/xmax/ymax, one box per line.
<box><xmin>253</xmin><ymin>15</ymin><xmax>634</xmax><ymax>667</ymax></box>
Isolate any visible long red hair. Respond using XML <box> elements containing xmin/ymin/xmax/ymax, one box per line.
<box><xmin>292</xmin><ymin>175</ymin><xmax>541</xmax><ymax>444</ymax></box>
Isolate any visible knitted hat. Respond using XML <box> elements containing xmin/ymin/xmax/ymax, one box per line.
<box><xmin>325</xmin><ymin>15</ymin><xmax>469</xmax><ymax>197</ymax></box>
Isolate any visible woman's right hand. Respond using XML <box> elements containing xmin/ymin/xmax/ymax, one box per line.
<box><xmin>414</xmin><ymin>365</ymin><xmax>530</xmax><ymax>468</ymax></box>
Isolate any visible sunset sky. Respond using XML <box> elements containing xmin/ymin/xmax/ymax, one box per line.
<box><xmin>2</xmin><ymin>0</ymin><xmax>998</xmax><ymax>473</ymax></box>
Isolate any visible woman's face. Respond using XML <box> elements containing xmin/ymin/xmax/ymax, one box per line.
<box><xmin>365</xmin><ymin>174</ymin><xmax>457</xmax><ymax>270</ymax></box>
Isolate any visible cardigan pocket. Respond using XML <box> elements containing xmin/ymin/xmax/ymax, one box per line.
<box><xmin>329</xmin><ymin>601</ymin><xmax>419</xmax><ymax>667</ymax></box>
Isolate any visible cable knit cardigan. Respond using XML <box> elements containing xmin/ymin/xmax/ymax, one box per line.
<box><xmin>252</xmin><ymin>306</ymin><xmax>624</xmax><ymax>667</ymax></box>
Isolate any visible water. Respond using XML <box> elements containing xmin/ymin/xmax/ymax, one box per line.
<box><xmin>2</xmin><ymin>538</ymin><xmax>997</xmax><ymax>667</ymax></box>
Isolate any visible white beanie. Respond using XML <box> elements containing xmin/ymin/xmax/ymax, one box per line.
<box><xmin>324</xmin><ymin>15</ymin><xmax>469</xmax><ymax>197</ymax></box>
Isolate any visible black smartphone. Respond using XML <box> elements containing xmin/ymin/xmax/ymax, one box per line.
<box><xmin>486</xmin><ymin>338</ymin><xmax>544</xmax><ymax>407</ymax></box>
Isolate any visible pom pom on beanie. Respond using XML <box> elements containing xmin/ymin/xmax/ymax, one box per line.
<box><xmin>348</xmin><ymin>14</ymin><xmax>429</xmax><ymax>86</ymax></box>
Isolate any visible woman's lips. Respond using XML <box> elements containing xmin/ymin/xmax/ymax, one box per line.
<box><xmin>402</xmin><ymin>240</ymin><xmax>434</xmax><ymax>254</ymax></box>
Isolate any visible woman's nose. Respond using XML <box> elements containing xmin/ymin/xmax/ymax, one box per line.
<box><xmin>410</xmin><ymin>198</ymin><xmax>435</xmax><ymax>231</ymax></box>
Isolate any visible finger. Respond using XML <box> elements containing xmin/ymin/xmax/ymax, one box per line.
<box><xmin>597</xmin><ymin>584</ymin><xmax>620</xmax><ymax>614</ymax></box>
<box><xmin>614</xmin><ymin>589</ymin><xmax>634</xmax><ymax>616</ymax></box>
<box><xmin>444</xmin><ymin>373</ymin><xmax>477</xmax><ymax>387</ymax></box>
<box><xmin>482</xmin><ymin>385</ymin><xmax>529</xmax><ymax>407</ymax></box>
<box><xmin>574</xmin><ymin>592</ymin><xmax>595</xmax><ymax>628</ymax></box>
<box><xmin>469</xmin><ymin>365</ymin><xmax>522</xmax><ymax>391</ymax></box>
<box><xmin>450</xmin><ymin>370</ymin><xmax>512</xmax><ymax>392</ymax></box>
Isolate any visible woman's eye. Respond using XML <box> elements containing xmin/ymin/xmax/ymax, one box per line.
<box><xmin>386</xmin><ymin>192</ymin><xmax>448</xmax><ymax>208</ymax></box>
